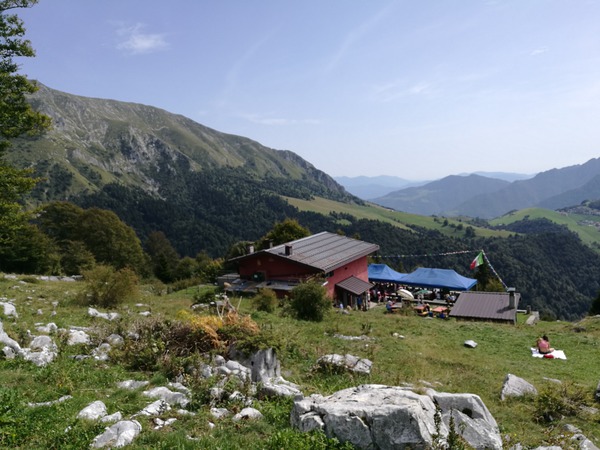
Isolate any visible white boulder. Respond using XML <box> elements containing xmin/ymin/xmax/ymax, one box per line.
<box><xmin>77</xmin><ymin>400</ymin><xmax>108</xmax><ymax>420</ymax></box>
<box><xmin>501</xmin><ymin>374</ymin><xmax>538</xmax><ymax>400</ymax></box>
<box><xmin>291</xmin><ymin>384</ymin><xmax>502</xmax><ymax>450</ymax></box>
<box><xmin>90</xmin><ymin>420</ymin><xmax>142</xmax><ymax>448</ymax></box>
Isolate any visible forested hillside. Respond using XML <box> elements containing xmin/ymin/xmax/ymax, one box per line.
<box><xmin>3</xmin><ymin>85</ymin><xmax>599</xmax><ymax>321</ymax></box>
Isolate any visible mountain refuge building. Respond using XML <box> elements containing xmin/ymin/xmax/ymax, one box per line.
<box><xmin>227</xmin><ymin>231</ymin><xmax>379</xmax><ymax>307</ymax></box>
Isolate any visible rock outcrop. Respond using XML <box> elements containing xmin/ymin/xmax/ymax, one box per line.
<box><xmin>291</xmin><ymin>384</ymin><xmax>502</xmax><ymax>449</ymax></box>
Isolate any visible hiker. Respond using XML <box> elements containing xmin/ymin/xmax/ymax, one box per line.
<box><xmin>536</xmin><ymin>335</ymin><xmax>555</xmax><ymax>354</ymax></box>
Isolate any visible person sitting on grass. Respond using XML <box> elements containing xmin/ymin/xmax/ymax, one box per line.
<box><xmin>536</xmin><ymin>335</ymin><xmax>555</xmax><ymax>354</ymax></box>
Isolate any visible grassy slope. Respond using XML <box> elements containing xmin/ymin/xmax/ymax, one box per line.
<box><xmin>490</xmin><ymin>207</ymin><xmax>600</xmax><ymax>248</ymax></box>
<box><xmin>1</xmin><ymin>276</ymin><xmax>599</xmax><ymax>449</ymax></box>
<box><xmin>285</xmin><ymin>196</ymin><xmax>513</xmax><ymax>238</ymax></box>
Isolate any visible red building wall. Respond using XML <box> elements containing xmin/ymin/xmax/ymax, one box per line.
<box><xmin>237</xmin><ymin>253</ymin><xmax>370</xmax><ymax>299</ymax></box>
<box><xmin>325</xmin><ymin>256</ymin><xmax>369</xmax><ymax>298</ymax></box>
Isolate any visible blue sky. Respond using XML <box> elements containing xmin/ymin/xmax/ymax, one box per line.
<box><xmin>16</xmin><ymin>0</ymin><xmax>600</xmax><ymax>179</ymax></box>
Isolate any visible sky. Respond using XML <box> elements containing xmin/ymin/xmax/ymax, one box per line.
<box><xmin>14</xmin><ymin>0</ymin><xmax>600</xmax><ymax>179</ymax></box>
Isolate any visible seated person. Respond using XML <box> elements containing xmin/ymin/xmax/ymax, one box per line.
<box><xmin>418</xmin><ymin>303</ymin><xmax>431</xmax><ymax>316</ymax></box>
<box><xmin>536</xmin><ymin>335</ymin><xmax>555</xmax><ymax>354</ymax></box>
<box><xmin>386</xmin><ymin>300</ymin><xmax>393</xmax><ymax>313</ymax></box>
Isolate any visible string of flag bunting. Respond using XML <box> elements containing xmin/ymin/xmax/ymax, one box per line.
<box><xmin>377</xmin><ymin>248</ymin><xmax>508</xmax><ymax>291</ymax></box>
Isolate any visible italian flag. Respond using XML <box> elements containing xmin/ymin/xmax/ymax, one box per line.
<box><xmin>470</xmin><ymin>251</ymin><xmax>484</xmax><ymax>270</ymax></box>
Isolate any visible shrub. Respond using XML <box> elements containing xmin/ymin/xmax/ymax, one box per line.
<box><xmin>266</xmin><ymin>429</ymin><xmax>354</xmax><ymax>450</ymax></box>
<box><xmin>290</xmin><ymin>281</ymin><xmax>331</xmax><ymax>322</ymax></box>
<box><xmin>534</xmin><ymin>382</ymin><xmax>588</xmax><ymax>423</ymax></box>
<box><xmin>254</xmin><ymin>288</ymin><xmax>278</xmax><ymax>313</ymax></box>
<box><xmin>79</xmin><ymin>265</ymin><xmax>139</xmax><ymax>307</ymax></box>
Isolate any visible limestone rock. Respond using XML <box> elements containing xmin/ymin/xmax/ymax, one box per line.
<box><xmin>88</xmin><ymin>307</ymin><xmax>120</xmax><ymax>321</ymax></box>
<box><xmin>92</xmin><ymin>343</ymin><xmax>112</xmax><ymax>361</ymax></box>
<box><xmin>117</xmin><ymin>380</ymin><xmax>149</xmax><ymax>390</ymax></box>
<box><xmin>68</xmin><ymin>329</ymin><xmax>91</xmax><ymax>345</ymax></box>
<box><xmin>526</xmin><ymin>312</ymin><xmax>540</xmax><ymax>325</ymax></box>
<box><xmin>100</xmin><ymin>412</ymin><xmax>123</xmax><ymax>423</ymax></box>
<box><xmin>501</xmin><ymin>374</ymin><xmax>538</xmax><ymax>401</ymax></box>
<box><xmin>90</xmin><ymin>420</ymin><xmax>142</xmax><ymax>448</ymax></box>
<box><xmin>233</xmin><ymin>407</ymin><xmax>263</xmax><ymax>421</ymax></box>
<box><xmin>316</xmin><ymin>353</ymin><xmax>372</xmax><ymax>375</ymax></box>
<box><xmin>0</xmin><ymin>301</ymin><xmax>18</xmax><ymax>318</ymax></box>
<box><xmin>29</xmin><ymin>335</ymin><xmax>57</xmax><ymax>352</ymax></box>
<box><xmin>106</xmin><ymin>334</ymin><xmax>124</xmax><ymax>346</ymax></box>
<box><xmin>291</xmin><ymin>384</ymin><xmax>502</xmax><ymax>450</ymax></box>
<box><xmin>143</xmin><ymin>386</ymin><xmax>190</xmax><ymax>407</ymax></box>
<box><xmin>135</xmin><ymin>399</ymin><xmax>171</xmax><ymax>417</ymax></box>
<box><xmin>35</xmin><ymin>322</ymin><xmax>58</xmax><ymax>334</ymax></box>
<box><xmin>210</xmin><ymin>407</ymin><xmax>230</xmax><ymax>419</ymax></box>
<box><xmin>77</xmin><ymin>400</ymin><xmax>108</xmax><ymax>420</ymax></box>
<box><xmin>249</xmin><ymin>347</ymin><xmax>280</xmax><ymax>382</ymax></box>
<box><xmin>0</xmin><ymin>321</ymin><xmax>22</xmax><ymax>353</ymax></box>
<box><xmin>22</xmin><ymin>346</ymin><xmax>57</xmax><ymax>367</ymax></box>
<box><xmin>28</xmin><ymin>395</ymin><xmax>72</xmax><ymax>408</ymax></box>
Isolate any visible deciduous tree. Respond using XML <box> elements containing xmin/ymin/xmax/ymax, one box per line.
<box><xmin>0</xmin><ymin>0</ymin><xmax>50</xmax><ymax>153</ymax></box>
<box><xmin>0</xmin><ymin>0</ymin><xmax>50</xmax><ymax>257</ymax></box>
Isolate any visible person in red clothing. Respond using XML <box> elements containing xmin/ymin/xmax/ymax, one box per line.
<box><xmin>536</xmin><ymin>335</ymin><xmax>555</xmax><ymax>354</ymax></box>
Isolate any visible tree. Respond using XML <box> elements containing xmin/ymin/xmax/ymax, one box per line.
<box><xmin>0</xmin><ymin>0</ymin><xmax>50</xmax><ymax>154</ymax></box>
<box><xmin>0</xmin><ymin>165</ymin><xmax>39</xmax><ymax>244</ymax></box>
<box><xmin>78</xmin><ymin>208</ymin><xmax>147</xmax><ymax>273</ymax></box>
<box><xmin>257</xmin><ymin>218</ymin><xmax>310</xmax><ymax>250</ymax></box>
<box><xmin>290</xmin><ymin>281</ymin><xmax>331</xmax><ymax>322</ymax></box>
<box><xmin>590</xmin><ymin>290</ymin><xmax>600</xmax><ymax>316</ymax></box>
<box><xmin>37</xmin><ymin>202</ymin><xmax>148</xmax><ymax>274</ymax></box>
<box><xmin>0</xmin><ymin>0</ymin><xmax>50</xmax><ymax>259</ymax></box>
<box><xmin>145</xmin><ymin>231</ymin><xmax>180</xmax><ymax>282</ymax></box>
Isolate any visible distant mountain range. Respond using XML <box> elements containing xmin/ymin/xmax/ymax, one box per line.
<box><xmin>335</xmin><ymin>172</ymin><xmax>533</xmax><ymax>204</ymax></box>
<box><xmin>358</xmin><ymin>161</ymin><xmax>600</xmax><ymax>218</ymax></box>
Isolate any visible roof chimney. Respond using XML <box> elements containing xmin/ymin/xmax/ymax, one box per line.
<box><xmin>285</xmin><ymin>244</ymin><xmax>293</xmax><ymax>256</ymax></box>
<box><xmin>507</xmin><ymin>287</ymin><xmax>516</xmax><ymax>309</ymax></box>
<box><xmin>247</xmin><ymin>244</ymin><xmax>254</xmax><ymax>254</ymax></box>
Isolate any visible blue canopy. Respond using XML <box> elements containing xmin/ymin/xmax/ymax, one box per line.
<box><xmin>399</xmin><ymin>267</ymin><xmax>477</xmax><ymax>291</ymax></box>
<box><xmin>368</xmin><ymin>264</ymin><xmax>406</xmax><ymax>283</ymax></box>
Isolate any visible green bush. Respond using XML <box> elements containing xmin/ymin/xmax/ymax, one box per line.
<box><xmin>266</xmin><ymin>429</ymin><xmax>354</xmax><ymax>450</ymax></box>
<box><xmin>254</xmin><ymin>288</ymin><xmax>279</xmax><ymax>313</ymax></box>
<box><xmin>79</xmin><ymin>265</ymin><xmax>139</xmax><ymax>307</ymax></box>
<box><xmin>290</xmin><ymin>281</ymin><xmax>331</xmax><ymax>322</ymax></box>
<box><xmin>534</xmin><ymin>382</ymin><xmax>588</xmax><ymax>423</ymax></box>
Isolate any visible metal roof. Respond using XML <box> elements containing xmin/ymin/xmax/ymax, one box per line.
<box><xmin>449</xmin><ymin>291</ymin><xmax>520</xmax><ymax>323</ymax></box>
<box><xmin>263</xmin><ymin>231</ymin><xmax>380</xmax><ymax>273</ymax></box>
<box><xmin>336</xmin><ymin>276</ymin><xmax>373</xmax><ymax>296</ymax></box>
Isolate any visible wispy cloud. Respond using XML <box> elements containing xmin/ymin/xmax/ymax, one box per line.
<box><xmin>241</xmin><ymin>113</ymin><xmax>320</xmax><ymax>126</ymax></box>
<box><xmin>530</xmin><ymin>46</ymin><xmax>549</xmax><ymax>56</ymax></box>
<box><xmin>116</xmin><ymin>23</ymin><xmax>168</xmax><ymax>55</ymax></box>
<box><xmin>324</xmin><ymin>2</ymin><xmax>396</xmax><ymax>73</ymax></box>
<box><xmin>371</xmin><ymin>79</ymin><xmax>433</xmax><ymax>102</ymax></box>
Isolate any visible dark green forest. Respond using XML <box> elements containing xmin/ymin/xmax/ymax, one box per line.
<box><xmin>2</xmin><ymin>158</ymin><xmax>599</xmax><ymax>321</ymax></box>
<box><xmin>58</xmin><ymin>173</ymin><xmax>600</xmax><ymax>321</ymax></box>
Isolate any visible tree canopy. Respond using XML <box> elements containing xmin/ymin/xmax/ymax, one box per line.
<box><xmin>0</xmin><ymin>0</ymin><xmax>50</xmax><ymax>154</ymax></box>
<box><xmin>0</xmin><ymin>0</ymin><xmax>50</xmax><ymax>256</ymax></box>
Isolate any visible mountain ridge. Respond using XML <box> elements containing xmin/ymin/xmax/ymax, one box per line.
<box><xmin>15</xmin><ymin>83</ymin><xmax>352</xmax><ymax>204</ymax></box>
<box><xmin>369</xmin><ymin>159</ymin><xmax>600</xmax><ymax>218</ymax></box>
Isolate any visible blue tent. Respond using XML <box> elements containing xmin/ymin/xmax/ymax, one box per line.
<box><xmin>368</xmin><ymin>264</ymin><xmax>406</xmax><ymax>283</ymax></box>
<box><xmin>399</xmin><ymin>267</ymin><xmax>477</xmax><ymax>291</ymax></box>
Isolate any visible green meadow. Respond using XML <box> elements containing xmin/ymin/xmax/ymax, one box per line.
<box><xmin>1</xmin><ymin>276</ymin><xmax>599</xmax><ymax>449</ymax></box>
